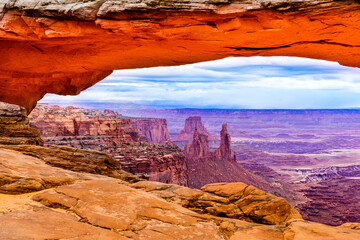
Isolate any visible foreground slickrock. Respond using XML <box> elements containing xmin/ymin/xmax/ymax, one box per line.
<box><xmin>1</xmin><ymin>0</ymin><xmax>360</xmax><ymax>111</ymax></box>
<box><xmin>1</xmin><ymin>145</ymin><xmax>360</xmax><ymax>239</ymax></box>
<box><xmin>0</xmin><ymin>103</ymin><xmax>359</xmax><ymax>239</ymax></box>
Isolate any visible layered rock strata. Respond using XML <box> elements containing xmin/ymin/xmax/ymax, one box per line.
<box><xmin>296</xmin><ymin>177</ymin><xmax>360</xmax><ymax>226</ymax></box>
<box><xmin>0</xmin><ymin>101</ymin><xmax>359</xmax><ymax>239</ymax></box>
<box><xmin>29</xmin><ymin>104</ymin><xmax>188</xmax><ymax>186</ymax></box>
<box><xmin>130</xmin><ymin>118</ymin><xmax>171</xmax><ymax>144</ymax></box>
<box><xmin>173</xmin><ymin>116</ymin><xmax>216</xmax><ymax>142</ymax></box>
<box><xmin>29</xmin><ymin>104</ymin><xmax>139</xmax><ymax>141</ymax></box>
<box><xmin>0</xmin><ymin>125</ymin><xmax>359</xmax><ymax>238</ymax></box>
<box><xmin>0</xmin><ymin>102</ymin><xmax>43</xmax><ymax>145</ymax></box>
<box><xmin>115</xmin><ymin>142</ymin><xmax>188</xmax><ymax>186</ymax></box>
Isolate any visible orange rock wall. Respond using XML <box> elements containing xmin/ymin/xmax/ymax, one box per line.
<box><xmin>1</xmin><ymin>2</ymin><xmax>360</xmax><ymax>112</ymax></box>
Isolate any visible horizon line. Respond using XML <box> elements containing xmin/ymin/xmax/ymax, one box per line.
<box><xmin>38</xmin><ymin>103</ymin><xmax>360</xmax><ymax>111</ymax></box>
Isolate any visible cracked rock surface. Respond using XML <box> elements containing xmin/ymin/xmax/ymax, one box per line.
<box><xmin>0</xmin><ymin>144</ymin><xmax>359</xmax><ymax>239</ymax></box>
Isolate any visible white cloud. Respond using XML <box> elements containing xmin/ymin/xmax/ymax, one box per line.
<box><xmin>41</xmin><ymin>56</ymin><xmax>360</xmax><ymax>109</ymax></box>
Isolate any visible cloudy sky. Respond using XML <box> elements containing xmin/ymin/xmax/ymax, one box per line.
<box><xmin>41</xmin><ymin>56</ymin><xmax>360</xmax><ymax>109</ymax></box>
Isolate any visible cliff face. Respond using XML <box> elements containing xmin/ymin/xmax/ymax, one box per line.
<box><xmin>29</xmin><ymin>104</ymin><xmax>173</xmax><ymax>144</ymax></box>
<box><xmin>29</xmin><ymin>105</ymin><xmax>139</xmax><ymax>142</ymax></box>
<box><xmin>0</xmin><ymin>102</ymin><xmax>43</xmax><ymax>145</ymax></box>
<box><xmin>28</xmin><ymin>104</ymin><xmax>188</xmax><ymax>186</ymax></box>
<box><xmin>173</xmin><ymin>116</ymin><xmax>216</xmax><ymax>142</ymax></box>
<box><xmin>184</xmin><ymin>128</ymin><xmax>211</xmax><ymax>161</ymax></box>
<box><xmin>184</xmin><ymin>123</ymin><xmax>236</xmax><ymax>163</ymax></box>
<box><xmin>2</xmin><ymin>1</ymin><xmax>360</xmax><ymax>112</ymax></box>
<box><xmin>296</xmin><ymin>177</ymin><xmax>360</xmax><ymax>226</ymax></box>
<box><xmin>130</xmin><ymin>118</ymin><xmax>171</xmax><ymax>145</ymax></box>
<box><xmin>119</xmin><ymin>147</ymin><xmax>188</xmax><ymax>186</ymax></box>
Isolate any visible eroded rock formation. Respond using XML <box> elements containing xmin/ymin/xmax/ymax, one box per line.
<box><xmin>130</xmin><ymin>118</ymin><xmax>171</xmax><ymax>144</ymax></box>
<box><xmin>1</xmin><ymin>103</ymin><xmax>359</xmax><ymax>239</ymax></box>
<box><xmin>3</xmin><ymin>0</ymin><xmax>360</xmax><ymax>112</ymax></box>
<box><xmin>29</xmin><ymin>104</ymin><xmax>188</xmax><ymax>186</ymax></box>
<box><xmin>29</xmin><ymin>104</ymin><xmax>139</xmax><ymax>141</ymax></box>
<box><xmin>183</xmin><ymin>122</ymin><xmax>291</xmax><ymax>201</ymax></box>
<box><xmin>117</xmin><ymin>143</ymin><xmax>188</xmax><ymax>186</ymax></box>
<box><xmin>214</xmin><ymin>123</ymin><xmax>236</xmax><ymax>161</ymax></box>
<box><xmin>184</xmin><ymin>128</ymin><xmax>212</xmax><ymax>161</ymax></box>
<box><xmin>0</xmin><ymin>102</ymin><xmax>43</xmax><ymax>145</ymax></box>
<box><xmin>173</xmin><ymin>116</ymin><xmax>216</xmax><ymax>142</ymax></box>
<box><xmin>296</xmin><ymin>177</ymin><xmax>360</xmax><ymax>226</ymax></box>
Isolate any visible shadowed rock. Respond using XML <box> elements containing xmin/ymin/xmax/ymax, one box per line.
<box><xmin>214</xmin><ymin>123</ymin><xmax>236</xmax><ymax>161</ymax></box>
<box><xmin>130</xmin><ymin>118</ymin><xmax>171</xmax><ymax>144</ymax></box>
<box><xmin>0</xmin><ymin>102</ymin><xmax>43</xmax><ymax>145</ymax></box>
<box><xmin>184</xmin><ymin>128</ymin><xmax>211</xmax><ymax>161</ymax></box>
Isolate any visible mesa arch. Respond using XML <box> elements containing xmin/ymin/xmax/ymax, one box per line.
<box><xmin>1</xmin><ymin>0</ymin><xmax>360</xmax><ymax>113</ymax></box>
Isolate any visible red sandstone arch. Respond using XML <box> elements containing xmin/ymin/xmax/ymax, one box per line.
<box><xmin>1</xmin><ymin>1</ymin><xmax>360</xmax><ymax>112</ymax></box>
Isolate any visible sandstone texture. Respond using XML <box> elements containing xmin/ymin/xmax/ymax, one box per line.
<box><xmin>1</xmin><ymin>146</ymin><xmax>359</xmax><ymax>240</ymax></box>
<box><xmin>184</xmin><ymin>128</ymin><xmax>212</xmax><ymax>161</ymax></box>
<box><xmin>1</xmin><ymin>102</ymin><xmax>360</xmax><ymax>239</ymax></box>
<box><xmin>1</xmin><ymin>0</ymin><xmax>360</xmax><ymax>111</ymax></box>
<box><xmin>1</xmin><ymin>103</ymin><xmax>360</xmax><ymax>239</ymax></box>
<box><xmin>0</xmin><ymin>102</ymin><xmax>43</xmax><ymax>145</ymax></box>
<box><xmin>133</xmin><ymin>180</ymin><xmax>301</xmax><ymax>225</ymax></box>
<box><xmin>173</xmin><ymin>116</ymin><xmax>216</xmax><ymax>142</ymax></box>
<box><xmin>116</xmin><ymin>142</ymin><xmax>188</xmax><ymax>186</ymax></box>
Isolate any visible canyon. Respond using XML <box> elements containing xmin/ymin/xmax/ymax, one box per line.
<box><xmin>1</xmin><ymin>0</ymin><xmax>360</xmax><ymax>238</ymax></box>
<box><xmin>29</xmin><ymin>104</ymin><xmax>188</xmax><ymax>186</ymax></box>
<box><xmin>1</xmin><ymin>101</ymin><xmax>360</xmax><ymax>239</ymax></box>
<box><xmin>29</xmin><ymin>106</ymin><xmax>292</xmax><ymax>203</ymax></box>
<box><xmin>1</xmin><ymin>0</ymin><xmax>360</xmax><ymax>111</ymax></box>
<box><xmin>91</xmin><ymin>105</ymin><xmax>360</xmax><ymax>226</ymax></box>
<box><xmin>28</xmin><ymin>104</ymin><xmax>360</xmax><ymax>226</ymax></box>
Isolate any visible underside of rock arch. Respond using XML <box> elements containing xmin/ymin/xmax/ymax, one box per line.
<box><xmin>1</xmin><ymin>0</ymin><xmax>360</xmax><ymax>112</ymax></box>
